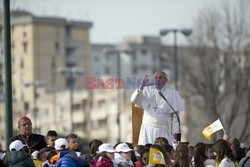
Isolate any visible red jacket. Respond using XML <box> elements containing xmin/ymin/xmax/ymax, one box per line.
<box><xmin>134</xmin><ymin>161</ymin><xmax>144</xmax><ymax>167</ymax></box>
<box><xmin>90</xmin><ymin>157</ymin><xmax>114</xmax><ymax>167</ymax></box>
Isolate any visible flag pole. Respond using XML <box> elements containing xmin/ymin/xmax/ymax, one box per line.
<box><xmin>219</xmin><ymin>118</ymin><xmax>226</xmax><ymax>134</ymax></box>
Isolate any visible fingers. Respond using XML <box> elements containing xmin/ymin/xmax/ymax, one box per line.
<box><xmin>143</xmin><ymin>75</ymin><xmax>148</xmax><ymax>80</ymax></box>
<box><xmin>143</xmin><ymin>75</ymin><xmax>149</xmax><ymax>85</ymax></box>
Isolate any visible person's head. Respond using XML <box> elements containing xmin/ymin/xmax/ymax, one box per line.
<box><xmin>46</xmin><ymin>130</ymin><xmax>57</xmax><ymax>147</ymax></box>
<box><xmin>230</xmin><ymin>138</ymin><xmax>240</xmax><ymax>151</ymax></box>
<box><xmin>36</xmin><ymin>147</ymin><xmax>54</xmax><ymax>161</ymax></box>
<box><xmin>188</xmin><ymin>145</ymin><xmax>195</xmax><ymax>159</ymax></box>
<box><xmin>194</xmin><ymin>143</ymin><xmax>207</xmax><ymax>167</ymax></box>
<box><xmin>134</xmin><ymin>145</ymin><xmax>145</xmax><ymax>162</ymax></box>
<box><xmin>140</xmin><ymin>148</ymin><xmax>149</xmax><ymax>166</ymax></box>
<box><xmin>153</xmin><ymin>71</ymin><xmax>168</xmax><ymax>90</ymax></box>
<box><xmin>97</xmin><ymin>143</ymin><xmax>115</xmax><ymax>160</ymax></box>
<box><xmin>174</xmin><ymin>143</ymin><xmax>192</xmax><ymax>167</ymax></box>
<box><xmin>162</xmin><ymin>144</ymin><xmax>175</xmax><ymax>160</ymax></box>
<box><xmin>126</xmin><ymin>142</ymin><xmax>137</xmax><ymax>163</ymax></box>
<box><xmin>66</xmin><ymin>133</ymin><xmax>79</xmax><ymax>150</ymax></box>
<box><xmin>115</xmin><ymin>143</ymin><xmax>133</xmax><ymax>161</ymax></box>
<box><xmin>9</xmin><ymin>140</ymin><xmax>27</xmax><ymax>152</ymax></box>
<box><xmin>214</xmin><ymin>139</ymin><xmax>235</xmax><ymax>163</ymax></box>
<box><xmin>144</xmin><ymin>143</ymin><xmax>152</xmax><ymax>150</ymax></box>
<box><xmin>54</xmin><ymin>138</ymin><xmax>68</xmax><ymax>152</ymax></box>
<box><xmin>234</xmin><ymin>147</ymin><xmax>246</xmax><ymax>162</ymax></box>
<box><xmin>154</xmin><ymin>137</ymin><xmax>169</xmax><ymax>146</ymax></box>
<box><xmin>89</xmin><ymin>139</ymin><xmax>103</xmax><ymax>157</ymax></box>
<box><xmin>205</xmin><ymin>143</ymin><xmax>214</xmax><ymax>159</ymax></box>
<box><xmin>46</xmin><ymin>149</ymin><xmax>58</xmax><ymax>164</ymax></box>
<box><xmin>18</xmin><ymin>116</ymin><xmax>32</xmax><ymax>136</ymax></box>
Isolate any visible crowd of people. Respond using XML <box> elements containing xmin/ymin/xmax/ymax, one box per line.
<box><xmin>0</xmin><ymin>116</ymin><xmax>249</xmax><ymax>167</ymax></box>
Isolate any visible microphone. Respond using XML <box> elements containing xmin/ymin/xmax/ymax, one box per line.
<box><xmin>158</xmin><ymin>91</ymin><xmax>181</xmax><ymax>140</ymax></box>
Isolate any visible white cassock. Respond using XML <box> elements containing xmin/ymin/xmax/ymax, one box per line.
<box><xmin>130</xmin><ymin>84</ymin><xmax>183</xmax><ymax>145</ymax></box>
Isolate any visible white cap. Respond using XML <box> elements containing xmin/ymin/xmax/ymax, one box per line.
<box><xmin>31</xmin><ymin>150</ymin><xmax>39</xmax><ymax>159</ymax></box>
<box><xmin>115</xmin><ymin>143</ymin><xmax>133</xmax><ymax>152</ymax></box>
<box><xmin>54</xmin><ymin>138</ymin><xmax>68</xmax><ymax>151</ymax></box>
<box><xmin>9</xmin><ymin>140</ymin><xmax>26</xmax><ymax>151</ymax></box>
<box><xmin>240</xmin><ymin>143</ymin><xmax>247</xmax><ymax>148</ymax></box>
<box><xmin>97</xmin><ymin>143</ymin><xmax>116</xmax><ymax>153</ymax></box>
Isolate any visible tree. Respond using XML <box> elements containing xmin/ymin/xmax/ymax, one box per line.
<box><xmin>181</xmin><ymin>0</ymin><xmax>250</xmax><ymax>143</ymax></box>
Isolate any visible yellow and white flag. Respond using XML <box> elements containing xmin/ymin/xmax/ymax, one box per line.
<box><xmin>149</xmin><ymin>147</ymin><xmax>165</xmax><ymax>165</ymax></box>
<box><xmin>202</xmin><ymin>119</ymin><xmax>224</xmax><ymax>140</ymax></box>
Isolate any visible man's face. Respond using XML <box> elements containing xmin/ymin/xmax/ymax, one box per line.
<box><xmin>69</xmin><ymin>138</ymin><xmax>79</xmax><ymax>150</ymax></box>
<box><xmin>18</xmin><ymin>118</ymin><xmax>32</xmax><ymax>136</ymax></box>
<box><xmin>154</xmin><ymin>71</ymin><xmax>168</xmax><ymax>90</ymax></box>
<box><xmin>47</xmin><ymin>136</ymin><xmax>57</xmax><ymax>147</ymax></box>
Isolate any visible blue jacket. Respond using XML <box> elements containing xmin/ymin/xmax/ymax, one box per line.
<box><xmin>55</xmin><ymin>150</ymin><xmax>84</xmax><ymax>167</ymax></box>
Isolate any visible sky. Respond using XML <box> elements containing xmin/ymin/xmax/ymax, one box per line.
<box><xmin>12</xmin><ymin>0</ymin><xmax>230</xmax><ymax>45</ymax></box>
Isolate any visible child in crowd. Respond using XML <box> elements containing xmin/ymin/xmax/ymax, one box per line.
<box><xmin>90</xmin><ymin>143</ymin><xmax>117</xmax><ymax>167</ymax></box>
<box><xmin>6</xmin><ymin>140</ymin><xmax>35</xmax><ymax>167</ymax></box>
<box><xmin>214</xmin><ymin>139</ymin><xmax>239</xmax><ymax>167</ymax></box>
<box><xmin>66</xmin><ymin>133</ymin><xmax>81</xmax><ymax>156</ymax></box>
<box><xmin>46</xmin><ymin>130</ymin><xmax>58</xmax><ymax>148</ymax></box>
<box><xmin>115</xmin><ymin>143</ymin><xmax>134</xmax><ymax>167</ymax></box>
<box><xmin>54</xmin><ymin>138</ymin><xmax>84</xmax><ymax>167</ymax></box>
<box><xmin>173</xmin><ymin>143</ymin><xmax>193</xmax><ymax>167</ymax></box>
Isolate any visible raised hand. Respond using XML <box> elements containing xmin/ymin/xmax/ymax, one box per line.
<box><xmin>139</xmin><ymin>75</ymin><xmax>148</xmax><ymax>90</ymax></box>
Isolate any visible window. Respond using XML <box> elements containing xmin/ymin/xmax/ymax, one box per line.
<box><xmin>23</xmin><ymin>42</ymin><xmax>28</xmax><ymax>53</ymax></box>
<box><xmin>11</xmin><ymin>42</ymin><xmax>15</xmax><ymax>49</ymax></box>
<box><xmin>24</xmin><ymin>101</ymin><xmax>29</xmax><ymax>110</ymax></box>
<box><xmin>23</xmin><ymin>31</ymin><xmax>27</xmax><ymax>38</ymax></box>
<box><xmin>55</xmin><ymin>41</ymin><xmax>60</xmax><ymax>54</ymax></box>
<box><xmin>98</xmin><ymin>118</ymin><xmax>107</xmax><ymax>126</ymax></box>
<box><xmin>82</xmin><ymin>99</ymin><xmax>87</xmax><ymax>110</ymax></box>
<box><xmin>20</xmin><ymin>58</ymin><xmax>24</xmax><ymax>69</ymax></box>
<box><xmin>66</xmin><ymin>25</ymin><xmax>71</xmax><ymax>37</ymax></box>
<box><xmin>133</xmin><ymin>66</ymin><xmax>137</xmax><ymax>74</ymax></box>
<box><xmin>97</xmin><ymin>100</ymin><xmax>105</xmax><ymax>108</ymax></box>
<box><xmin>141</xmin><ymin>49</ymin><xmax>147</xmax><ymax>55</ymax></box>
<box><xmin>105</xmin><ymin>67</ymin><xmax>110</xmax><ymax>75</ymax></box>
<box><xmin>132</xmin><ymin>54</ymin><xmax>136</xmax><ymax>60</ymax></box>
<box><xmin>72</xmin><ymin>103</ymin><xmax>81</xmax><ymax>111</ymax></box>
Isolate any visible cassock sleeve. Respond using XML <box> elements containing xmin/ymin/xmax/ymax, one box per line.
<box><xmin>130</xmin><ymin>89</ymin><xmax>152</xmax><ymax>109</ymax></box>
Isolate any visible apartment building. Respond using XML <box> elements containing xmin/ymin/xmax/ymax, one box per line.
<box><xmin>0</xmin><ymin>11</ymin><xmax>92</xmax><ymax>144</ymax></box>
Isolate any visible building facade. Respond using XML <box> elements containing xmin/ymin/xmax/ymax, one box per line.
<box><xmin>0</xmin><ymin>12</ymin><xmax>92</xmax><ymax>145</ymax></box>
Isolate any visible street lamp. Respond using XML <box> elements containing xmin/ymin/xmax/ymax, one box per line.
<box><xmin>104</xmin><ymin>49</ymin><xmax>122</xmax><ymax>143</ymax></box>
<box><xmin>103</xmin><ymin>48</ymin><xmax>131</xmax><ymax>143</ymax></box>
<box><xmin>24</xmin><ymin>80</ymin><xmax>46</xmax><ymax>133</ymax></box>
<box><xmin>160</xmin><ymin>29</ymin><xmax>192</xmax><ymax>90</ymax></box>
<box><xmin>58</xmin><ymin>67</ymin><xmax>83</xmax><ymax>133</ymax></box>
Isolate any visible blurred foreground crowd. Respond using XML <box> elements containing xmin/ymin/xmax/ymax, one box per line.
<box><xmin>0</xmin><ymin>116</ymin><xmax>249</xmax><ymax>167</ymax></box>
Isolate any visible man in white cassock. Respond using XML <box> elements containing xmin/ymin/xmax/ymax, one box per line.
<box><xmin>130</xmin><ymin>71</ymin><xmax>183</xmax><ymax>145</ymax></box>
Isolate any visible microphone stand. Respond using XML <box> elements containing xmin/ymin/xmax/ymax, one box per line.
<box><xmin>158</xmin><ymin>91</ymin><xmax>181</xmax><ymax>141</ymax></box>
